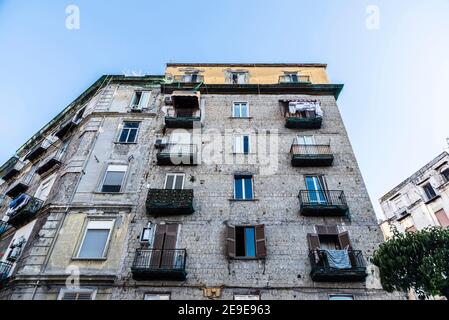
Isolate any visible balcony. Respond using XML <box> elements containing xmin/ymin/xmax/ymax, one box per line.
<box><xmin>165</xmin><ymin>108</ymin><xmax>201</xmax><ymax>129</ymax></box>
<box><xmin>285</xmin><ymin>113</ymin><xmax>322</xmax><ymax>129</ymax></box>
<box><xmin>173</xmin><ymin>74</ymin><xmax>204</xmax><ymax>83</ymax></box>
<box><xmin>291</xmin><ymin>144</ymin><xmax>334</xmax><ymax>167</ymax></box>
<box><xmin>0</xmin><ymin>157</ymin><xmax>23</xmax><ymax>182</ymax></box>
<box><xmin>171</xmin><ymin>91</ymin><xmax>200</xmax><ymax>110</ymax></box>
<box><xmin>395</xmin><ymin>207</ymin><xmax>411</xmax><ymax>221</ymax></box>
<box><xmin>54</xmin><ymin>118</ymin><xmax>81</xmax><ymax>139</ymax></box>
<box><xmin>131</xmin><ymin>249</ymin><xmax>187</xmax><ymax>281</ymax></box>
<box><xmin>36</xmin><ymin>149</ymin><xmax>64</xmax><ymax>175</ymax></box>
<box><xmin>309</xmin><ymin>250</ymin><xmax>367</xmax><ymax>282</ymax></box>
<box><xmin>279</xmin><ymin>75</ymin><xmax>311</xmax><ymax>84</ymax></box>
<box><xmin>0</xmin><ymin>261</ymin><xmax>13</xmax><ymax>283</ymax></box>
<box><xmin>146</xmin><ymin>189</ymin><xmax>194</xmax><ymax>216</ymax></box>
<box><xmin>156</xmin><ymin>144</ymin><xmax>198</xmax><ymax>166</ymax></box>
<box><xmin>4</xmin><ymin>173</ymin><xmax>34</xmax><ymax>199</ymax></box>
<box><xmin>24</xmin><ymin>138</ymin><xmax>55</xmax><ymax>162</ymax></box>
<box><xmin>299</xmin><ymin>190</ymin><xmax>349</xmax><ymax>217</ymax></box>
<box><xmin>6</xmin><ymin>195</ymin><xmax>44</xmax><ymax>228</ymax></box>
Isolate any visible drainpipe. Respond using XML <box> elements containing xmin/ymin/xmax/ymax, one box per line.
<box><xmin>30</xmin><ymin>114</ymin><xmax>107</xmax><ymax>300</ymax></box>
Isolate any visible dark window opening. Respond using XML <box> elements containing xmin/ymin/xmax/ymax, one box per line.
<box><xmin>442</xmin><ymin>169</ymin><xmax>449</xmax><ymax>182</ymax></box>
<box><xmin>235</xmin><ymin>227</ymin><xmax>256</xmax><ymax>258</ymax></box>
<box><xmin>423</xmin><ymin>183</ymin><xmax>437</xmax><ymax>200</ymax></box>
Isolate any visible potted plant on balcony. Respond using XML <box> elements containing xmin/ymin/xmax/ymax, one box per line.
<box><xmin>372</xmin><ymin>227</ymin><xmax>449</xmax><ymax>300</ymax></box>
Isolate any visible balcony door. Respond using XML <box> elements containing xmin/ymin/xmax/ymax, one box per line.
<box><xmin>305</xmin><ymin>176</ymin><xmax>327</xmax><ymax>204</ymax></box>
<box><xmin>150</xmin><ymin>224</ymin><xmax>179</xmax><ymax>270</ymax></box>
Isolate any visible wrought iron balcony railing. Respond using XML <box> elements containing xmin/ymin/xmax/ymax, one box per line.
<box><xmin>291</xmin><ymin>144</ymin><xmax>334</xmax><ymax>167</ymax></box>
<box><xmin>284</xmin><ymin>111</ymin><xmax>322</xmax><ymax>129</ymax></box>
<box><xmin>0</xmin><ymin>261</ymin><xmax>13</xmax><ymax>282</ymax></box>
<box><xmin>0</xmin><ymin>157</ymin><xmax>24</xmax><ymax>182</ymax></box>
<box><xmin>165</xmin><ymin>108</ymin><xmax>201</xmax><ymax>128</ymax></box>
<box><xmin>299</xmin><ymin>190</ymin><xmax>349</xmax><ymax>216</ymax></box>
<box><xmin>146</xmin><ymin>189</ymin><xmax>194</xmax><ymax>216</ymax></box>
<box><xmin>6</xmin><ymin>194</ymin><xmax>44</xmax><ymax>228</ymax></box>
<box><xmin>36</xmin><ymin>149</ymin><xmax>65</xmax><ymax>175</ymax></box>
<box><xmin>279</xmin><ymin>75</ymin><xmax>311</xmax><ymax>84</ymax></box>
<box><xmin>173</xmin><ymin>75</ymin><xmax>204</xmax><ymax>83</ymax></box>
<box><xmin>156</xmin><ymin>143</ymin><xmax>198</xmax><ymax>166</ymax></box>
<box><xmin>5</xmin><ymin>172</ymin><xmax>34</xmax><ymax>199</ymax></box>
<box><xmin>24</xmin><ymin>138</ymin><xmax>56</xmax><ymax>162</ymax></box>
<box><xmin>309</xmin><ymin>249</ymin><xmax>367</xmax><ymax>282</ymax></box>
<box><xmin>131</xmin><ymin>249</ymin><xmax>187</xmax><ymax>281</ymax></box>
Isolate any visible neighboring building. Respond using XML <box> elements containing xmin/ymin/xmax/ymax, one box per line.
<box><xmin>0</xmin><ymin>63</ymin><xmax>398</xmax><ymax>300</ymax></box>
<box><xmin>379</xmin><ymin>151</ymin><xmax>449</xmax><ymax>239</ymax></box>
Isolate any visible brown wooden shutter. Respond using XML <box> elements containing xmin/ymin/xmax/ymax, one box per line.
<box><xmin>255</xmin><ymin>225</ymin><xmax>266</xmax><ymax>259</ymax></box>
<box><xmin>338</xmin><ymin>231</ymin><xmax>352</xmax><ymax>250</ymax></box>
<box><xmin>163</xmin><ymin>224</ymin><xmax>179</xmax><ymax>250</ymax></box>
<box><xmin>307</xmin><ymin>233</ymin><xmax>321</xmax><ymax>250</ymax></box>
<box><xmin>226</xmin><ymin>225</ymin><xmax>236</xmax><ymax>258</ymax></box>
<box><xmin>152</xmin><ymin>224</ymin><xmax>167</xmax><ymax>250</ymax></box>
<box><xmin>435</xmin><ymin>209</ymin><xmax>449</xmax><ymax>228</ymax></box>
<box><xmin>315</xmin><ymin>225</ymin><xmax>339</xmax><ymax>235</ymax></box>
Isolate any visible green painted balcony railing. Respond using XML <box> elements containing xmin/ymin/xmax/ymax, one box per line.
<box><xmin>299</xmin><ymin>190</ymin><xmax>349</xmax><ymax>217</ymax></box>
<box><xmin>146</xmin><ymin>189</ymin><xmax>194</xmax><ymax>216</ymax></box>
<box><xmin>291</xmin><ymin>144</ymin><xmax>334</xmax><ymax>167</ymax></box>
<box><xmin>309</xmin><ymin>250</ymin><xmax>367</xmax><ymax>282</ymax></box>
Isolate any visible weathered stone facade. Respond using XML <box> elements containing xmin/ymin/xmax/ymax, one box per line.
<box><xmin>0</xmin><ymin>64</ymin><xmax>402</xmax><ymax>300</ymax></box>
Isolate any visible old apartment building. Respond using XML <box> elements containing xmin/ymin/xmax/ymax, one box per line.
<box><xmin>0</xmin><ymin>63</ymin><xmax>397</xmax><ymax>300</ymax></box>
<box><xmin>379</xmin><ymin>151</ymin><xmax>449</xmax><ymax>239</ymax></box>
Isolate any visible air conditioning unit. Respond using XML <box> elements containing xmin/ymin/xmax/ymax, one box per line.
<box><xmin>130</xmin><ymin>104</ymin><xmax>143</xmax><ymax>113</ymax></box>
<box><xmin>154</xmin><ymin>138</ymin><xmax>167</xmax><ymax>149</ymax></box>
<box><xmin>164</xmin><ymin>96</ymin><xmax>173</xmax><ymax>105</ymax></box>
<box><xmin>140</xmin><ymin>223</ymin><xmax>153</xmax><ymax>243</ymax></box>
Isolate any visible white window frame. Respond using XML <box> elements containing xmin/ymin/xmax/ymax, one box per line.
<box><xmin>232</xmin><ymin>102</ymin><xmax>249</xmax><ymax>118</ymax></box>
<box><xmin>234</xmin><ymin>135</ymin><xmax>251</xmax><ymax>154</ymax></box>
<box><xmin>117</xmin><ymin>121</ymin><xmax>140</xmax><ymax>144</ymax></box>
<box><xmin>164</xmin><ymin>173</ymin><xmax>185</xmax><ymax>190</ymax></box>
<box><xmin>100</xmin><ymin>165</ymin><xmax>128</xmax><ymax>193</ymax></box>
<box><xmin>297</xmin><ymin>135</ymin><xmax>316</xmax><ymax>145</ymax></box>
<box><xmin>144</xmin><ymin>293</ymin><xmax>171</xmax><ymax>300</ymax></box>
<box><xmin>130</xmin><ymin>91</ymin><xmax>151</xmax><ymax>111</ymax></box>
<box><xmin>58</xmin><ymin>288</ymin><xmax>97</xmax><ymax>300</ymax></box>
<box><xmin>35</xmin><ymin>174</ymin><xmax>57</xmax><ymax>202</ymax></box>
<box><xmin>76</xmin><ymin>219</ymin><xmax>115</xmax><ymax>260</ymax></box>
<box><xmin>234</xmin><ymin>176</ymin><xmax>254</xmax><ymax>200</ymax></box>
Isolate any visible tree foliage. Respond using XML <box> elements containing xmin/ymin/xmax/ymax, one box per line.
<box><xmin>372</xmin><ymin>227</ymin><xmax>449</xmax><ymax>299</ymax></box>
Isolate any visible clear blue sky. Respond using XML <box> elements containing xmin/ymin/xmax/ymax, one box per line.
<box><xmin>1</xmin><ymin>0</ymin><xmax>448</xmax><ymax>218</ymax></box>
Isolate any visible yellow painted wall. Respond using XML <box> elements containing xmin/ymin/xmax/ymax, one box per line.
<box><xmin>47</xmin><ymin>213</ymin><xmax>130</xmax><ymax>273</ymax></box>
<box><xmin>166</xmin><ymin>65</ymin><xmax>330</xmax><ymax>84</ymax></box>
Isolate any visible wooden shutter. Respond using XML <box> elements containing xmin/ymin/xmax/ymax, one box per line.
<box><xmin>61</xmin><ymin>291</ymin><xmax>93</xmax><ymax>300</ymax></box>
<box><xmin>315</xmin><ymin>225</ymin><xmax>339</xmax><ymax>235</ymax></box>
<box><xmin>152</xmin><ymin>225</ymin><xmax>167</xmax><ymax>250</ymax></box>
<box><xmin>255</xmin><ymin>225</ymin><xmax>266</xmax><ymax>259</ymax></box>
<box><xmin>435</xmin><ymin>209</ymin><xmax>449</xmax><ymax>228</ymax></box>
<box><xmin>307</xmin><ymin>233</ymin><xmax>321</xmax><ymax>250</ymax></box>
<box><xmin>163</xmin><ymin>224</ymin><xmax>179</xmax><ymax>250</ymax></box>
<box><xmin>338</xmin><ymin>231</ymin><xmax>352</xmax><ymax>250</ymax></box>
<box><xmin>226</xmin><ymin>225</ymin><xmax>236</xmax><ymax>258</ymax></box>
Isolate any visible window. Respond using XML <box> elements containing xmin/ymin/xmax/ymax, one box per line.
<box><xmin>164</xmin><ymin>173</ymin><xmax>185</xmax><ymax>190</ymax></box>
<box><xmin>183</xmin><ymin>72</ymin><xmax>199</xmax><ymax>83</ymax></box>
<box><xmin>423</xmin><ymin>183</ymin><xmax>437</xmax><ymax>201</ymax></box>
<box><xmin>329</xmin><ymin>295</ymin><xmax>354</xmax><ymax>301</ymax></box>
<box><xmin>101</xmin><ymin>165</ymin><xmax>127</xmax><ymax>193</ymax></box>
<box><xmin>234</xmin><ymin>175</ymin><xmax>253</xmax><ymax>200</ymax></box>
<box><xmin>226</xmin><ymin>225</ymin><xmax>266</xmax><ymax>259</ymax></box>
<box><xmin>297</xmin><ymin>135</ymin><xmax>316</xmax><ymax>145</ymax></box>
<box><xmin>130</xmin><ymin>91</ymin><xmax>151</xmax><ymax>111</ymax></box>
<box><xmin>442</xmin><ymin>169</ymin><xmax>449</xmax><ymax>182</ymax></box>
<box><xmin>307</xmin><ymin>226</ymin><xmax>352</xmax><ymax>251</ymax></box>
<box><xmin>234</xmin><ymin>135</ymin><xmax>250</xmax><ymax>154</ymax></box>
<box><xmin>35</xmin><ymin>174</ymin><xmax>57</xmax><ymax>202</ymax></box>
<box><xmin>58</xmin><ymin>288</ymin><xmax>96</xmax><ymax>300</ymax></box>
<box><xmin>230</xmin><ymin>72</ymin><xmax>247</xmax><ymax>84</ymax></box>
<box><xmin>283</xmin><ymin>73</ymin><xmax>299</xmax><ymax>83</ymax></box>
<box><xmin>435</xmin><ymin>209</ymin><xmax>449</xmax><ymax>228</ymax></box>
<box><xmin>305</xmin><ymin>176</ymin><xmax>327</xmax><ymax>204</ymax></box>
<box><xmin>118</xmin><ymin>122</ymin><xmax>140</xmax><ymax>143</ymax></box>
<box><xmin>77</xmin><ymin>220</ymin><xmax>114</xmax><ymax>259</ymax></box>
<box><xmin>234</xmin><ymin>295</ymin><xmax>260</xmax><ymax>300</ymax></box>
<box><xmin>232</xmin><ymin>102</ymin><xmax>249</xmax><ymax>118</ymax></box>
<box><xmin>144</xmin><ymin>293</ymin><xmax>171</xmax><ymax>300</ymax></box>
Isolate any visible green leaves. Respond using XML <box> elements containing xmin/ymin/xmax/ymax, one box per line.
<box><xmin>372</xmin><ymin>227</ymin><xmax>449</xmax><ymax>299</ymax></box>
